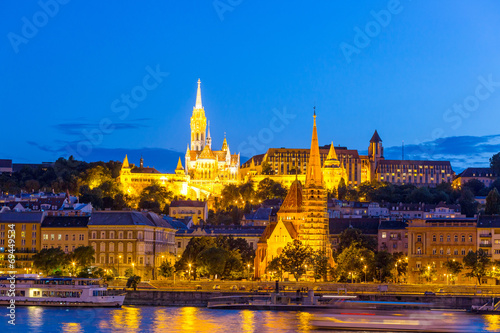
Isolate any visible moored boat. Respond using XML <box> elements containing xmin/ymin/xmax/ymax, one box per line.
<box><xmin>0</xmin><ymin>275</ymin><xmax>125</xmax><ymax>307</ymax></box>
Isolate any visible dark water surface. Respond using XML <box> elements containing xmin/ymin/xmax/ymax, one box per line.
<box><xmin>1</xmin><ymin>306</ymin><xmax>499</xmax><ymax>332</ymax></box>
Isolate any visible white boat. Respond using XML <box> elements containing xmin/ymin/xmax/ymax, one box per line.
<box><xmin>311</xmin><ymin>309</ymin><xmax>471</xmax><ymax>332</ymax></box>
<box><xmin>0</xmin><ymin>275</ymin><xmax>125</xmax><ymax>307</ymax></box>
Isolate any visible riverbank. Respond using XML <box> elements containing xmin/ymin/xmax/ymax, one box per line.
<box><xmin>110</xmin><ymin>289</ymin><xmax>498</xmax><ymax>309</ymax></box>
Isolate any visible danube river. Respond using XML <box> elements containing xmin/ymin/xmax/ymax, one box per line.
<box><xmin>2</xmin><ymin>306</ymin><xmax>500</xmax><ymax>332</ymax></box>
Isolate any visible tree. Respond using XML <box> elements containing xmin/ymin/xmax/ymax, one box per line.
<box><xmin>337</xmin><ymin>228</ymin><xmax>377</xmax><ymax>253</ymax></box>
<box><xmin>261</xmin><ymin>161</ymin><xmax>273</xmax><ymax>175</ymax></box>
<box><xmin>215</xmin><ymin>235</ymin><xmax>255</xmax><ymax>265</ymax></box>
<box><xmin>393</xmin><ymin>252</ymin><xmax>408</xmax><ymax>283</ymax></box>
<box><xmin>267</xmin><ymin>256</ymin><xmax>284</xmax><ymax>281</ymax></box>
<box><xmin>373</xmin><ymin>251</ymin><xmax>393</xmax><ymax>283</ymax></box>
<box><xmin>463</xmin><ymin>249</ymin><xmax>490</xmax><ymax>285</ymax></box>
<box><xmin>33</xmin><ymin>247</ymin><xmax>69</xmax><ymax>276</ymax></box>
<box><xmin>308</xmin><ymin>251</ymin><xmax>329</xmax><ymax>282</ymax></box>
<box><xmin>158</xmin><ymin>261</ymin><xmax>174</xmax><ymax>278</ymax></box>
<box><xmin>419</xmin><ymin>265</ymin><xmax>437</xmax><ymax>283</ymax></box>
<box><xmin>458</xmin><ymin>188</ymin><xmax>478</xmax><ymax>217</ymax></box>
<box><xmin>126</xmin><ymin>275</ymin><xmax>141</xmax><ymax>291</ymax></box>
<box><xmin>139</xmin><ymin>182</ymin><xmax>173</xmax><ymax>213</ymax></box>
<box><xmin>196</xmin><ymin>247</ymin><xmax>232</xmax><ymax>278</ymax></box>
<box><xmin>443</xmin><ymin>259</ymin><xmax>463</xmax><ymax>284</ymax></box>
<box><xmin>175</xmin><ymin>236</ymin><xmax>215</xmax><ymax>278</ymax></box>
<box><xmin>337</xmin><ymin>178</ymin><xmax>347</xmax><ymax>200</ymax></box>
<box><xmin>281</xmin><ymin>240</ymin><xmax>312</xmax><ymax>281</ymax></box>
<box><xmin>335</xmin><ymin>243</ymin><xmax>374</xmax><ymax>282</ymax></box>
<box><xmin>68</xmin><ymin>246</ymin><xmax>95</xmax><ymax>269</ymax></box>
<box><xmin>485</xmin><ymin>188</ymin><xmax>500</xmax><ymax>215</ymax></box>
<box><xmin>463</xmin><ymin>179</ymin><xmax>486</xmax><ymax>197</ymax></box>
<box><xmin>124</xmin><ymin>268</ymin><xmax>135</xmax><ymax>278</ymax></box>
<box><xmin>491</xmin><ymin>152</ymin><xmax>500</xmax><ymax>175</ymax></box>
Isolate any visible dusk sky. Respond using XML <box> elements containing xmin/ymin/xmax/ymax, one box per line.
<box><xmin>2</xmin><ymin>1</ymin><xmax>500</xmax><ymax>172</ymax></box>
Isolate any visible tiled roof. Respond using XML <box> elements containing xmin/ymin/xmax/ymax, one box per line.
<box><xmin>163</xmin><ymin>216</ymin><xmax>189</xmax><ymax>230</ymax></box>
<box><xmin>370</xmin><ymin>130</ymin><xmax>382</xmax><ymax>143</ymax></box>
<box><xmin>0</xmin><ymin>212</ymin><xmax>45</xmax><ymax>223</ymax></box>
<box><xmin>457</xmin><ymin>167</ymin><xmax>498</xmax><ymax>178</ymax></box>
<box><xmin>142</xmin><ymin>212</ymin><xmax>174</xmax><ymax>229</ymax></box>
<box><xmin>379</xmin><ymin>220</ymin><xmax>408</xmax><ymax>230</ymax></box>
<box><xmin>278</xmin><ymin>179</ymin><xmax>303</xmax><ymax>214</ymax></box>
<box><xmin>245</xmin><ymin>207</ymin><xmax>272</xmax><ymax>221</ymax></box>
<box><xmin>88</xmin><ymin>211</ymin><xmax>155</xmax><ymax>226</ymax></box>
<box><xmin>170</xmin><ymin>200</ymin><xmax>206</xmax><ymax>208</ymax></box>
<box><xmin>41</xmin><ymin>216</ymin><xmax>90</xmax><ymax>228</ymax></box>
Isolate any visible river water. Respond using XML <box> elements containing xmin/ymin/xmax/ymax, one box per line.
<box><xmin>2</xmin><ymin>306</ymin><xmax>499</xmax><ymax>332</ymax></box>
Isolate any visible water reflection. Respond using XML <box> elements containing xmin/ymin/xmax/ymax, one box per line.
<box><xmin>484</xmin><ymin>314</ymin><xmax>500</xmax><ymax>332</ymax></box>
<box><xmin>4</xmin><ymin>306</ymin><xmax>500</xmax><ymax>332</ymax></box>
<box><xmin>240</xmin><ymin>310</ymin><xmax>254</xmax><ymax>333</ymax></box>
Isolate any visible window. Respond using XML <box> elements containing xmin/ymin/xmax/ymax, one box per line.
<box><xmin>32</xmin><ymin>225</ymin><xmax>37</xmax><ymax>230</ymax></box>
<box><xmin>43</xmin><ymin>234</ymin><xmax>48</xmax><ymax>240</ymax></box>
<box><xmin>51</xmin><ymin>234</ymin><xmax>55</xmax><ymax>241</ymax></box>
<box><xmin>127</xmin><ymin>243</ymin><xmax>132</xmax><ymax>252</ymax></box>
<box><xmin>454</xmin><ymin>249</ymin><xmax>458</xmax><ymax>255</ymax></box>
<box><xmin>100</xmin><ymin>243</ymin><xmax>105</xmax><ymax>252</ymax></box>
<box><xmin>101</xmin><ymin>231</ymin><xmax>106</xmax><ymax>239</ymax></box>
<box><xmin>139</xmin><ymin>257</ymin><xmax>143</xmax><ymax>265</ymax></box>
<box><xmin>469</xmin><ymin>235</ymin><xmax>473</xmax><ymax>242</ymax></box>
<box><xmin>65</xmin><ymin>234</ymin><xmax>69</xmax><ymax>241</ymax></box>
<box><xmin>138</xmin><ymin>231</ymin><xmax>143</xmax><ymax>240</ymax></box>
<box><xmin>461</xmin><ymin>249</ymin><xmax>466</xmax><ymax>255</ymax></box>
<box><xmin>118</xmin><ymin>243</ymin><xmax>123</xmax><ymax>252</ymax></box>
<box><xmin>119</xmin><ymin>232</ymin><xmax>123</xmax><ymax>239</ymax></box>
<box><xmin>91</xmin><ymin>232</ymin><xmax>96</xmax><ymax>239</ymax></box>
<box><xmin>127</xmin><ymin>231</ymin><xmax>133</xmax><ymax>239</ymax></box>
<box><xmin>178</xmin><ymin>242</ymin><xmax>181</xmax><ymax>248</ymax></box>
<box><xmin>432</xmin><ymin>248</ymin><xmax>436</xmax><ymax>255</ymax></box>
<box><xmin>447</xmin><ymin>235</ymin><xmax>451</xmax><ymax>242</ymax></box>
<box><xmin>109</xmin><ymin>256</ymin><xmax>114</xmax><ymax>264</ymax></box>
<box><xmin>79</xmin><ymin>234</ymin><xmax>84</xmax><ymax>241</ymax></box>
<box><xmin>110</xmin><ymin>231</ymin><xmax>115</xmax><ymax>239</ymax></box>
<box><xmin>127</xmin><ymin>257</ymin><xmax>132</xmax><ymax>264</ymax></box>
<box><xmin>446</xmin><ymin>248</ymin><xmax>451</xmax><ymax>255</ymax></box>
<box><xmin>432</xmin><ymin>235</ymin><xmax>436</xmax><ymax>242</ymax></box>
<box><xmin>64</xmin><ymin>246</ymin><xmax>68</xmax><ymax>252</ymax></box>
<box><xmin>417</xmin><ymin>247</ymin><xmax>421</xmax><ymax>255</ymax></box>
<box><xmin>440</xmin><ymin>235</ymin><xmax>443</xmax><ymax>242</ymax></box>
<box><xmin>440</xmin><ymin>248</ymin><xmax>444</xmax><ymax>255</ymax></box>
<box><xmin>462</xmin><ymin>235</ymin><xmax>465</xmax><ymax>242</ymax></box>
<box><xmin>417</xmin><ymin>235</ymin><xmax>422</xmax><ymax>242</ymax></box>
<box><xmin>58</xmin><ymin>234</ymin><xmax>62</xmax><ymax>240</ymax></box>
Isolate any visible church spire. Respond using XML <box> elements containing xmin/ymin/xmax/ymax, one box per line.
<box><xmin>305</xmin><ymin>109</ymin><xmax>323</xmax><ymax>187</ymax></box>
<box><xmin>324</xmin><ymin>141</ymin><xmax>340</xmax><ymax>167</ymax></box>
<box><xmin>195</xmin><ymin>78</ymin><xmax>202</xmax><ymax>109</ymax></box>
<box><xmin>122</xmin><ymin>155</ymin><xmax>130</xmax><ymax>169</ymax></box>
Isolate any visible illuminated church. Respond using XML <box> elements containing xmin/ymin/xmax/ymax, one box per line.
<box><xmin>119</xmin><ymin>79</ymin><xmax>240</xmax><ymax>200</ymax></box>
<box><xmin>254</xmin><ymin>111</ymin><xmax>332</xmax><ymax>280</ymax></box>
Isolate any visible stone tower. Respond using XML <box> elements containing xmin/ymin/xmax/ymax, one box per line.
<box><xmin>190</xmin><ymin>79</ymin><xmax>207</xmax><ymax>151</ymax></box>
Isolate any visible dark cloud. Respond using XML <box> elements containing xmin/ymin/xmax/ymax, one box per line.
<box><xmin>53</xmin><ymin>119</ymin><xmax>151</xmax><ymax>136</ymax></box>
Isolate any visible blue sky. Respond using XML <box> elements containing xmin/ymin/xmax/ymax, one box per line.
<box><xmin>1</xmin><ymin>1</ymin><xmax>500</xmax><ymax>172</ymax></box>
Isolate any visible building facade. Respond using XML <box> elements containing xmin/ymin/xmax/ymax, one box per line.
<box><xmin>169</xmin><ymin>200</ymin><xmax>208</xmax><ymax>225</ymax></box>
<box><xmin>407</xmin><ymin>218</ymin><xmax>477</xmax><ymax>284</ymax></box>
<box><xmin>40</xmin><ymin>216</ymin><xmax>90</xmax><ymax>253</ymax></box>
<box><xmin>453</xmin><ymin>167</ymin><xmax>499</xmax><ymax>189</ymax></box>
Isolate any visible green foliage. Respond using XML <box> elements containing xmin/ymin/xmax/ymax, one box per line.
<box><xmin>491</xmin><ymin>152</ymin><xmax>500</xmax><ymax>175</ymax></box>
<box><xmin>67</xmin><ymin>246</ymin><xmax>95</xmax><ymax>270</ymax></box>
<box><xmin>308</xmin><ymin>251</ymin><xmax>329</xmax><ymax>281</ymax></box>
<box><xmin>261</xmin><ymin>161</ymin><xmax>273</xmax><ymax>175</ymax></box>
<box><xmin>280</xmin><ymin>240</ymin><xmax>312</xmax><ymax>281</ymax></box>
<box><xmin>458</xmin><ymin>188</ymin><xmax>478</xmax><ymax>217</ymax></box>
<box><xmin>443</xmin><ymin>259</ymin><xmax>463</xmax><ymax>283</ymax></box>
<box><xmin>33</xmin><ymin>247</ymin><xmax>69</xmax><ymax>276</ymax></box>
<box><xmin>419</xmin><ymin>265</ymin><xmax>437</xmax><ymax>283</ymax></box>
<box><xmin>463</xmin><ymin>249</ymin><xmax>491</xmax><ymax>285</ymax></box>
<box><xmin>138</xmin><ymin>181</ymin><xmax>173</xmax><ymax>213</ymax></box>
<box><xmin>334</xmin><ymin>242</ymin><xmax>374</xmax><ymax>282</ymax></box>
<box><xmin>485</xmin><ymin>188</ymin><xmax>500</xmax><ymax>215</ymax></box>
<box><xmin>337</xmin><ymin>228</ymin><xmax>377</xmax><ymax>253</ymax></box>
<box><xmin>256</xmin><ymin>178</ymin><xmax>287</xmax><ymax>201</ymax></box>
<box><xmin>267</xmin><ymin>256</ymin><xmax>284</xmax><ymax>281</ymax></box>
<box><xmin>337</xmin><ymin>178</ymin><xmax>347</xmax><ymax>200</ymax></box>
<box><xmin>373</xmin><ymin>251</ymin><xmax>394</xmax><ymax>283</ymax></box>
<box><xmin>124</xmin><ymin>268</ymin><xmax>134</xmax><ymax>278</ymax></box>
<box><xmin>175</xmin><ymin>237</ymin><xmax>215</xmax><ymax>278</ymax></box>
<box><xmin>126</xmin><ymin>275</ymin><xmax>141</xmax><ymax>290</ymax></box>
<box><xmin>159</xmin><ymin>261</ymin><xmax>174</xmax><ymax>278</ymax></box>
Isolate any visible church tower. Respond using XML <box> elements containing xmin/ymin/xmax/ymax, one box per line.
<box><xmin>322</xmin><ymin>142</ymin><xmax>346</xmax><ymax>191</ymax></box>
<box><xmin>301</xmin><ymin>110</ymin><xmax>330</xmax><ymax>253</ymax></box>
<box><xmin>190</xmin><ymin>79</ymin><xmax>207</xmax><ymax>151</ymax></box>
<box><xmin>368</xmin><ymin>130</ymin><xmax>383</xmax><ymax>181</ymax></box>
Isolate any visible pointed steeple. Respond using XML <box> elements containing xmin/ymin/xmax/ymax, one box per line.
<box><xmin>305</xmin><ymin>109</ymin><xmax>323</xmax><ymax>187</ymax></box>
<box><xmin>122</xmin><ymin>155</ymin><xmax>130</xmax><ymax>168</ymax></box>
<box><xmin>370</xmin><ymin>130</ymin><xmax>382</xmax><ymax>143</ymax></box>
<box><xmin>176</xmin><ymin>157</ymin><xmax>183</xmax><ymax>170</ymax></box>
<box><xmin>324</xmin><ymin>141</ymin><xmax>340</xmax><ymax>167</ymax></box>
<box><xmin>221</xmin><ymin>132</ymin><xmax>228</xmax><ymax>151</ymax></box>
<box><xmin>195</xmin><ymin>78</ymin><xmax>202</xmax><ymax>109</ymax></box>
<box><xmin>206</xmin><ymin>121</ymin><xmax>212</xmax><ymax>149</ymax></box>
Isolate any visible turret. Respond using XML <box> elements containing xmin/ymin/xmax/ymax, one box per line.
<box><xmin>190</xmin><ymin>79</ymin><xmax>207</xmax><ymax>151</ymax></box>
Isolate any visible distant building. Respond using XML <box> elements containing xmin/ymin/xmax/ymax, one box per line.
<box><xmin>241</xmin><ymin>207</ymin><xmax>278</xmax><ymax>226</ymax></box>
<box><xmin>87</xmin><ymin>211</ymin><xmax>176</xmax><ymax>279</ymax></box>
<box><xmin>453</xmin><ymin>167</ymin><xmax>499</xmax><ymax>189</ymax></box>
<box><xmin>0</xmin><ymin>159</ymin><xmax>12</xmax><ymax>174</ymax></box>
<box><xmin>388</xmin><ymin>202</ymin><xmax>463</xmax><ymax>220</ymax></box>
<box><xmin>407</xmin><ymin>218</ymin><xmax>477</xmax><ymax>284</ymax></box>
<box><xmin>0</xmin><ymin>211</ymin><xmax>45</xmax><ymax>274</ymax></box>
<box><xmin>378</xmin><ymin>220</ymin><xmax>408</xmax><ymax>255</ymax></box>
<box><xmin>41</xmin><ymin>215</ymin><xmax>90</xmax><ymax>253</ymax></box>
<box><xmin>477</xmin><ymin>215</ymin><xmax>500</xmax><ymax>261</ymax></box>
<box><xmin>169</xmin><ymin>200</ymin><xmax>208</xmax><ymax>225</ymax></box>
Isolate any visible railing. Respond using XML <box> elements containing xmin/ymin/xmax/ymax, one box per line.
<box><xmin>479</xmin><ymin>234</ymin><xmax>492</xmax><ymax>238</ymax></box>
<box><xmin>479</xmin><ymin>243</ymin><xmax>492</xmax><ymax>248</ymax></box>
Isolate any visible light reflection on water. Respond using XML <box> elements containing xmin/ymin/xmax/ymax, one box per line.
<box><xmin>2</xmin><ymin>306</ymin><xmax>496</xmax><ymax>332</ymax></box>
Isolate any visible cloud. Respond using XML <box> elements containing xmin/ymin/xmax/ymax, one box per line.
<box><xmin>53</xmin><ymin>119</ymin><xmax>151</xmax><ymax>136</ymax></box>
<box><xmin>382</xmin><ymin>134</ymin><xmax>500</xmax><ymax>172</ymax></box>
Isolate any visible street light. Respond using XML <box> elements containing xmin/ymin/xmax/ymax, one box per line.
<box><xmin>364</xmin><ymin>265</ymin><xmax>367</xmax><ymax>283</ymax></box>
<box><xmin>118</xmin><ymin>255</ymin><xmax>122</xmax><ymax>277</ymax></box>
<box><xmin>132</xmin><ymin>263</ymin><xmax>135</xmax><ymax>275</ymax></box>
<box><xmin>247</xmin><ymin>263</ymin><xmax>250</xmax><ymax>279</ymax></box>
<box><xmin>188</xmin><ymin>263</ymin><xmax>192</xmax><ymax>280</ymax></box>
